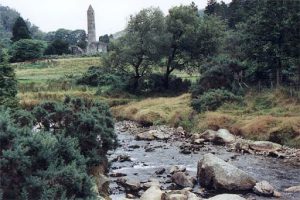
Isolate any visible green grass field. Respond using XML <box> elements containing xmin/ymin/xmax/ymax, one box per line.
<box><xmin>14</xmin><ymin>57</ymin><xmax>134</xmax><ymax>108</ymax></box>
<box><xmin>14</xmin><ymin>57</ymin><xmax>300</xmax><ymax>147</ymax></box>
<box><xmin>14</xmin><ymin>57</ymin><xmax>101</xmax><ymax>83</ymax></box>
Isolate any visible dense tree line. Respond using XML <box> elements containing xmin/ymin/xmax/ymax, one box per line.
<box><xmin>78</xmin><ymin>1</ymin><xmax>299</xmax><ymax>111</ymax></box>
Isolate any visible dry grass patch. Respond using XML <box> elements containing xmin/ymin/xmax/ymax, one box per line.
<box><xmin>112</xmin><ymin>94</ymin><xmax>193</xmax><ymax>126</ymax></box>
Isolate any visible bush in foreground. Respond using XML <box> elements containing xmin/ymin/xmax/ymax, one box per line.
<box><xmin>0</xmin><ymin>109</ymin><xmax>96</xmax><ymax>200</ymax></box>
<box><xmin>32</xmin><ymin>97</ymin><xmax>117</xmax><ymax>167</ymax></box>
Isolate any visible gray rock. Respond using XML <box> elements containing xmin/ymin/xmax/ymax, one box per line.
<box><xmin>140</xmin><ymin>185</ymin><xmax>163</xmax><ymax>200</ymax></box>
<box><xmin>162</xmin><ymin>189</ymin><xmax>201</xmax><ymax>200</ymax></box>
<box><xmin>199</xmin><ymin>130</ymin><xmax>218</xmax><ymax>142</ymax></box>
<box><xmin>249</xmin><ymin>141</ymin><xmax>282</xmax><ymax>152</ymax></box>
<box><xmin>155</xmin><ymin>167</ymin><xmax>166</xmax><ymax>175</ymax></box>
<box><xmin>197</xmin><ymin>153</ymin><xmax>256</xmax><ymax>191</ymax></box>
<box><xmin>215</xmin><ymin>129</ymin><xmax>235</xmax><ymax>144</ymax></box>
<box><xmin>253</xmin><ymin>181</ymin><xmax>275</xmax><ymax>196</ymax></box>
<box><xmin>117</xmin><ymin>178</ymin><xmax>141</xmax><ymax>192</ymax></box>
<box><xmin>207</xmin><ymin>194</ymin><xmax>246</xmax><ymax>200</ymax></box>
<box><xmin>284</xmin><ymin>185</ymin><xmax>300</xmax><ymax>193</ymax></box>
<box><xmin>136</xmin><ymin>131</ymin><xmax>155</xmax><ymax>141</ymax></box>
<box><xmin>170</xmin><ymin>166</ymin><xmax>186</xmax><ymax>174</ymax></box>
<box><xmin>171</xmin><ymin>172</ymin><xmax>196</xmax><ymax>188</ymax></box>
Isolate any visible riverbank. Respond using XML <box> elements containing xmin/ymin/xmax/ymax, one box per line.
<box><xmin>107</xmin><ymin>121</ymin><xmax>300</xmax><ymax>200</ymax></box>
<box><xmin>112</xmin><ymin>89</ymin><xmax>300</xmax><ymax>148</ymax></box>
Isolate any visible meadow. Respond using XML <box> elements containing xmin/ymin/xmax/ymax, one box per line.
<box><xmin>15</xmin><ymin>57</ymin><xmax>300</xmax><ymax>148</ymax></box>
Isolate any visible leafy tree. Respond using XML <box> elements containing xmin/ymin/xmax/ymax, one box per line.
<box><xmin>162</xmin><ymin>4</ymin><xmax>225</xmax><ymax>89</ymax></box>
<box><xmin>10</xmin><ymin>39</ymin><xmax>46</xmax><ymax>62</ymax></box>
<box><xmin>99</xmin><ymin>34</ymin><xmax>110</xmax><ymax>44</ymax></box>
<box><xmin>11</xmin><ymin>17</ymin><xmax>31</xmax><ymax>42</ymax></box>
<box><xmin>67</xmin><ymin>29</ymin><xmax>87</xmax><ymax>49</ymax></box>
<box><xmin>0</xmin><ymin>48</ymin><xmax>17</xmax><ymax>107</ymax></box>
<box><xmin>44</xmin><ymin>39</ymin><xmax>70</xmax><ymax>55</ymax></box>
<box><xmin>107</xmin><ymin>8</ymin><xmax>165</xmax><ymax>92</ymax></box>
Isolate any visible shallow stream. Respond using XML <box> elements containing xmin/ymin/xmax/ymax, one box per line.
<box><xmin>108</xmin><ymin>122</ymin><xmax>300</xmax><ymax>200</ymax></box>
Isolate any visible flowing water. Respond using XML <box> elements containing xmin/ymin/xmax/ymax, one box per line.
<box><xmin>108</xmin><ymin>122</ymin><xmax>300</xmax><ymax>200</ymax></box>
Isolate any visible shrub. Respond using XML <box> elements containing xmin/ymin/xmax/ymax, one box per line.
<box><xmin>0</xmin><ymin>48</ymin><xmax>18</xmax><ymax>108</ymax></box>
<box><xmin>32</xmin><ymin>97</ymin><xmax>117</xmax><ymax>167</ymax></box>
<box><xmin>191</xmin><ymin>58</ymin><xmax>245</xmax><ymax>97</ymax></box>
<box><xmin>191</xmin><ymin>89</ymin><xmax>243</xmax><ymax>112</ymax></box>
<box><xmin>10</xmin><ymin>39</ymin><xmax>47</xmax><ymax>62</ymax></box>
<box><xmin>135</xmin><ymin>73</ymin><xmax>191</xmax><ymax>94</ymax></box>
<box><xmin>0</xmin><ymin>109</ymin><xmax>97</xmax><ymax>200</ymax></box>
<box><xmin>44</xmin><ymin>39</ymin><xmax>70</xmax><ymax>55</ymax></box>
<box><xmin>77</xmin><ymin>66</ymin><xmax>128</xmax><ymax>90</ymax></box>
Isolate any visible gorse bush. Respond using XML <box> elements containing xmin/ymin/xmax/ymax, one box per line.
<box><xmin>191</xmin><ymin>89</ymin><xmax>243</xmax><ymax>112</ymax></box>
<box><xmin>0</xmin><ymin>97</ymin><xmax>117</xmax><ymax>199</ymax></box>
<box><xmin>32</xmin><ymin>97</ymin><xmax>117</xmax><ymax>167</ymax></box>
<box><xmin>0</xmin><ymin>109</ymin><xmax>97</xmax><ymax>200</ymax></box>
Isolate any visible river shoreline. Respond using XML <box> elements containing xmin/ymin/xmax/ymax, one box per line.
<box><xmin>107</xmin><ymin>121</ymin><xmax>300</xmax><ymax>200</ymax></box>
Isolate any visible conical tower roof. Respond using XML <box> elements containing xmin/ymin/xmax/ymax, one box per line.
<box><xmin>88</xmin><ymin>5</ymin><xmax>94</xmax><ymax>12</ymax></box>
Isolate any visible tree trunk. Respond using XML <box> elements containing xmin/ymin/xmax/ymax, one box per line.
<box><xmin>164</xmin><ymin>46</ymin><xmax>177</xmax><ymax>90</ymax></box>
<box><xmin>164</xmin><ymin>70</ymin><xmax>171</xmax><ymax>90</ymax></box>
<box><xmin>298</xmin><ymin>65</ymin><xmax>300</xmax><ymax>91</ymax></box>
<box><xmin>276</xmin><ymin>59</ymin><xmax>282</xmax><ymax>88</ymax></box>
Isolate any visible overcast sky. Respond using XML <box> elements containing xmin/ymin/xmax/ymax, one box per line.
<box><xmin>1</xmin><ymin>0</ymin><xmax>231</xmax><ymax>37</ymax></box>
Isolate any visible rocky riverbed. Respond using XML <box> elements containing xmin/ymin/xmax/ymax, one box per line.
<box><xmin>107</xmin><ymin>121</ymin><xmax>300</xmax><ymax>200</ymax></box>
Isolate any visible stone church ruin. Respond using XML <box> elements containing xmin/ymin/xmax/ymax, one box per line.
<box><xmin>86</xmin><ymin>5</ymin><xmax>107</xmax><ymax>54</ymax></box>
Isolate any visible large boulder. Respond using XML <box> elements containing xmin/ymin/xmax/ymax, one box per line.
<box><xmin>215</xmin><ymin>129</ymin><xmax>235</xmax><ymax>144</ymax></box>
<box><xmin>140</xmin><ymin>185</ymin><xmax>163</xmax><ymax>200</ymax></box>
<box><xmin>198</xmin><ymin>129</ymin><xmax>235</xmax><ymax>144</ymax></box>
<box><xmin>207</xmin><ymin>194</ymin><xmax>246</xmax><ymax>200</ymax></box>
<box><xmin>197</xmin><ymin>153</ymin><xmax>256</xmax><ymax>191</ymax></box>
<box><xmin>136</xmin><ymin>131</ymin><xmax>155</xmax><ymax>141</ymax></box>
<box><xmin>171</xmin><ymin>172</ymin><xmax>196</xmax><ymax>188</ymax></box>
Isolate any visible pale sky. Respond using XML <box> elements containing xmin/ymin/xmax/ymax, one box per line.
<box><xmin>1</xmin><ymin>0</ymin><xmax>231</xmax><ymax>37</ymax></box>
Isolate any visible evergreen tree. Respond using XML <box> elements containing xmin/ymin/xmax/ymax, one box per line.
<box><xmin>0</xmin><ymin>48</ymin><xmax>18</xmax><ymax>107</ymax></box>
<box><xmin>241</xmin><ymin>0</ymin><xmax>300</xmax><ymax>87</ymax></box>
<box><xmin>11</xmin><ymin>17</ymin><xmax>31</xmax><ymax>42</ymax></box>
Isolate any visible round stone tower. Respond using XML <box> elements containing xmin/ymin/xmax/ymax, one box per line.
<box><xmin>87</xmin><ymin>5</ymin><xmax>96</xmax><ymax>43</ymax></box>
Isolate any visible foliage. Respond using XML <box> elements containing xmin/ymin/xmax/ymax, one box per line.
<box><xmin>99</xmin><ymin>34</ymin><xmax>111</xmax><ymax>44</ymax></box>
<box><xmin>31</xmin><ymin>97</ymin><xmax>117</xmax><ymax>167</ymax></box>
<box><xmin>11</xmin><ymin>17</ymin><xmax>31</xmax><ymax>42</ymax></box>
<box><xmin>0</xmin><ymin>109</ymin><xmax>97</xmax><ymax>200</ymax></box>
<box><xmin>0</xmin><ymin>48</ymin><xmax>18</xmax><ymax>107</ymax></box>
<box><xmin>136</xmin><ymin>73</ymin><xmax>191</xmax><ymax>94</ymax></box>
<box><xmin>0</xmin><ymin>5</ymin><xmax>20</xmax><ymax>47</ymax></box>
<box><xmin>10</xmin><ymin>39</ymin><xmax>46</xmax><ymax>62</ymax></box>
<box><xmin>77</xmin><ymin>66</ymin><xmax>127</xmax><ymax>87</ymax></box>
<box><xmin>44</xmin><ymin>39</ymin><xmax>70</xmax><ymax>55</ymax></box>
<box><xmin>191</xmin><ymin>57</ymin><xmax>245</xmax><ymax>97</ymax></box>
<box><xmin>45</xmin><ymin>29</ymin><xmax>87</xmax><ymax>50</ymax></box>
<box><xmin>240</xmin><ymin>0</ymin><xmax>300</xmax><ymax>87</ymax></box>
<box><xmin>191</xmin><ymin>89</ymin><xmax>242</xmax><ymax>112</ymax></box>
<box><xmin>106</xmin><ymin>7</ymin><xmax>165</xmax><ymax>92</ymax></box>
